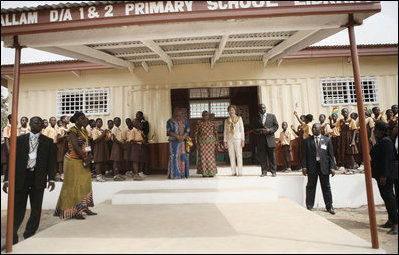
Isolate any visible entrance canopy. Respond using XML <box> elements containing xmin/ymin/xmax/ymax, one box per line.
<box><xmin>1</xmin><ymin>1</ymin><xmax>381</xmax><ymax>72</ymax></box>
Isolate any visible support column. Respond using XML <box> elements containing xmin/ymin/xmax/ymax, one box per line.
<box><xmin>347</xmin><ymin>14</ymin><xmax>379</xmax><ymax>249</ymax></box>
<box><xmin>5</xmin><ymin>36</ymin><xmax>22</xmax><ymax>253</ymax></box>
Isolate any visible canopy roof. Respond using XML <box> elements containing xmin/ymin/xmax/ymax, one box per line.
<box><xmin>1</xmin><ymin>1</ymin><xmax>381</xmax><ymax>72</ymax></box>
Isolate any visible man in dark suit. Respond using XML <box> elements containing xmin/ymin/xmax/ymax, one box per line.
<box><xmin>2</xmin><ymin>116</ymin><xmax>56</xmax><ymax>244</ymax></box>
<box><xmin>371</xmin><ymin>121</ymin><xmax>398</xmax><ymax>235</ymax></box>
<box><xmin>302</xmin><ymin>123</ymin><xmax>336</xmax><ymax>214</ymax></box>
<box><xmin>251</xmin><ymin>104</ymin><xmax>279</xmax><ymax>177</ymax></box>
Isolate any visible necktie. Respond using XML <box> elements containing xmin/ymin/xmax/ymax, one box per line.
<box><xmin>27</xmin><ymin>135</ymin><xmax>39</xmax><ymax>168</ymax></box>
<box><xmin>315</xmin><ymin>137</ymin><xmax>320</xmax><ymax>161</ymax></box>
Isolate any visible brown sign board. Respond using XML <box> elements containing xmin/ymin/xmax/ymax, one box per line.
<box><xmin>1</xmin><ymin>1</ymin><xmax>380</xmax><ymax>36</ymax></box>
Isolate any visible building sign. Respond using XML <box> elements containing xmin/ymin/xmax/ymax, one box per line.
<box><xmin>1</xmin><ymin>1</ymin><xmax>375</xmax><ymax>27</ymax></box>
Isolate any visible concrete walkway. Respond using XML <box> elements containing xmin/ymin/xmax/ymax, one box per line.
<box><xmin>7</xmin><ymin>198</ymin><xmax>385</xmax><ymax>254</ymax></box>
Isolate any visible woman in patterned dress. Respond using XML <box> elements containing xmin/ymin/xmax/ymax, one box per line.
<box><xmin>167</xmin><ymin>108</ymin><xmax>190</xmax><ymax>179</ymax></box>
<box><xmin>195</xmin><ymin>111</ymin><xmax>218</xmax><ymax>177</ymax></box>
<box><xmin>54</xmin><ymin>112</ymin><xmax>96</xmax><ymax>220</ymax></box>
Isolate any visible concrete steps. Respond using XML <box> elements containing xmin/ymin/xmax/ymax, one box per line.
<box><xmin>111</xmin><ymin>177</ymin><xmax>278</xmax><ymax>205</ymax></box>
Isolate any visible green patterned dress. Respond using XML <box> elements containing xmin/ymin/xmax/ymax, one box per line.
<box><xmin>195</xmin><ymin>121</ymin><xmax>218</xmax><ymax>177</ymax></box>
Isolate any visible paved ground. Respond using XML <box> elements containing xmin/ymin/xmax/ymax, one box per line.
<box><xmin>0</xmin><ymin>199</ymin><xmax>394</xmax><ymax>254</ymax></box>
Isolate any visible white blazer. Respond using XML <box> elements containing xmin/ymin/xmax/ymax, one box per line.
<box><xmin>224</xmin><ymin>116</ymin><xmax>245</xmax><ymax>142</ymax></box>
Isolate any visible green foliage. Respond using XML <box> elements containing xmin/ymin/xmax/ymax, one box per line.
<box><xmin>1</xmin><ymin>91</ymin><xmax>8</xmax><ymax>133</ymax></box>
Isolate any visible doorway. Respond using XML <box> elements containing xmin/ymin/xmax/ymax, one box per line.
<box><xmin>171</xmin><ymin>86</ymin><xmax>259</xmax><ymax>166</ymax></box>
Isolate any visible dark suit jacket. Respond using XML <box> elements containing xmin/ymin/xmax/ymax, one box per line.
<box><xmin>301</xmin><ymin>135</ymin><xmax>335</xmax><ymax>175</ymax></box>
<box><xmin>370</xmin><ymin>136</ymin><xmax>398</xmax><ymax>180</ymax></box>
<box><xmin>4</xmin><ymin>133</ymin><xmax>56</xmax><ymax>190</ymax></box>
<box><xmin>251</xmin><ymin>113</ymin><xmax>279</xmax><ymax>149</ymax></box>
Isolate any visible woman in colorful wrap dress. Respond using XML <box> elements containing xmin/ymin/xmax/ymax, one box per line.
<box><xmin>194</xmin><ymin>111</ymin><xmax>218</xmax><ymax>177</ymax></box>
<box><xmin>167</xmin><ymin>108</ymin><xmax>190</xmax><ymax>179</ymax></box>
<box><xmin>54</xmin><ymin>112</ymin><xmax>97</xmax><ymax>220</ymax></box>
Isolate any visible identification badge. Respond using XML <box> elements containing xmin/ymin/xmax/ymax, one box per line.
<box><xmin>320</xmin><ymin>144</ymin><xmax>327</xmax><ymax>150</ymax></box>
<box><xmin>85</xmin><ymin>146</ymin><xmax>92</xmax><ymax>152</ymax></box>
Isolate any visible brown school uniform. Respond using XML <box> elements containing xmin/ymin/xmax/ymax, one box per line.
<box><xmin>17</xmin><ymin>126</ymin><xmax>30</xmax><ymax>136</ymax></box>
<box><xmin>56</xmin><ymin>126</ymin><xmax>69</xmax><ymax>163</ymax></box>
<box><xmin>335</xmin><ymin>118</ymin><xmax>358</xmax><ymax>169</ymax></box>
<box><xmin>301</xmin><ymin>122</ymin><xmax>312</xmax><ymax>139</ymax></box>
<box><xmin>129</xmin><ymin>127</ymin><xmax>148</xmax><ymax>163</ymax></box>
<box><xmin>330</xmin><ymin>122</ymin><xmax>341</xmax><ymax>167</ymax></box>
<box><xmin>122</xmin><ymin>128</ymin><xmax>132</xmax><ymax>162</ymax></box>
<box><xmin>320</xmin><ymin>123</ymin><xmax>332</xmax><ymax>137</ymax></box>
<box><xmin>110</xmin><ymin>126</ymin><xmax>123</xmax><ymax>162</ymax></box>
<box><xmin>43</xmin><ymin>125</ymin><xmax>59</xmax><ymax>169</ymax></box>
<box><xmin>280</xmin><ymin>129</ymin><xmax>293</xmax><ymax>164</ymax></box>
<box><xmin>92</xmin><ymin>127</ymin><xmax>109</xmax><ymax>163</ymax></box>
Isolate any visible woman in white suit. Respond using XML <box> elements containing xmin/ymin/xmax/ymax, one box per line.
<box><xmin>224</xmin><ymin>105</ymin><xmax>245</xmax><ymax>176</ymax></box>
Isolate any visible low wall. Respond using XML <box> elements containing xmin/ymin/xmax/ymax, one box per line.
<box><xmin>1</xmin><ymin>174</ymin><xmax>384</xmax><ymax>210</ymax></box>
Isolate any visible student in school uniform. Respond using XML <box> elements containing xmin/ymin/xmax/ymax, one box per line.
<box><xmin>17</xmin><ymin>116</ymin><xmax>30</xmax><ymax>136</ymax></box>
<box><xmin>335</xmin><ymin>108</ymin><xmax>358</xmax><ymax>173</ymax></box>
<box><xmin>280</xmin><ymin>122</ymin><xmax>294</xmax><ymax>172</ymax></box>
<box><xmin>122</xmin><ymin>118</ymin><xmax>133</xmax><ymax>177</ymax></box>
<box><xmin>388</xmin><ymin>104</ymin><xmax>398</xmax><ymax>142</ymax></box>
<box><xmin>329</xmin><ymin>113</ymin><xmax>342</xmax><ymax>170</ymax></box>
<box><xmin>372</xmin><ymin>106</ymin><xmax>388</xmax><ymax>123</ymax></box>
<box><xmin>135</xmin><ymin>111</ymin><xmax>150</xmax><ymax>175</ymax></box>
<box><xmin>43</xmin><ymin>117</ymin><xmax>59</xmax><ymax>180</ymax></box>
<box><xmin>319</xmin><ymin>114</ymin><xmax>332</xmax><ymax>138</ymax></box>
<box><xmin>129</xmin><ymin>119</ymin><xmax>147</xmax><ymax>180</ymax></box>
<box><xmin>350</xmin><ymin>112</ymin><xmax>363</xmax><ymax>170</ymax></box>
<box><xmin>294</xmin><ymin>112</ymin><xmax>313</xmax><ymax>140</ymax></box>
<box><xmin>56</xmin><ymin>116</ymin><xmax>69</xmax><ymax>182</ymax></box>
<box><xmin>92</xmin><ymin>118</ymin><xmax>110</xmax><ymax>182</ymax></box>
<box><xmin>42</xmin><ymin>119</ymin><xmax>49</xmax><ymax>132</ymax></box>
<box><xmin>104</xmin><ymin>119</ymin><xmax>114</xmax><ymax>178</ymax></box>
<box><xmin>110</xmin><ymin>117</ymin><xmax>125</xmax><ymax>181</ymax></box>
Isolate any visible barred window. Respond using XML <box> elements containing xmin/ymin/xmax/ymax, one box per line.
<box><xmin>56</xmin><ymin>89</ymin><xmax>110</xmax><ymax>116</ymax></box>
<box><xmin>320</xmin><ymin>77</ymin><xmax>378</xmax><ymax>106</ymax></box>
<box><xmin>190</xmin><ymin>100</ymin><xmax>230</xmax><ymax>118</ymax></box>
<box><xmin>189</xmin><ymin>88</ymin><xmax>229</xmax><ymax>99</ymax></box>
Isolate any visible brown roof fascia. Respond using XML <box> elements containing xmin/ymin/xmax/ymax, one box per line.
<box><xmin>1</xmin><ymin>2</ymin><xmax>381</xmax><ymax>36</ymax></box>
<box><xmin>284</xmin><ymin>45</ymin><xmax>398</xmax><ymax>59</ymax></box>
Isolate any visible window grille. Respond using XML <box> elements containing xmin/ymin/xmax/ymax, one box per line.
<box><xmin>320</xmin><ymin>77</ymin><xmax>378</xmax><ymax>106</ymax></box>
<box><xmin>189</xmin><ymin>100</ymin><xmax>230</xmax><ymax>118</ymax></box>
<box><xmin>56</xmin><ymin>89</ymin><xmax>110</xmax><ymax>116</ymax></box>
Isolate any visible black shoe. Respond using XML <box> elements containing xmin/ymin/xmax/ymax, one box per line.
<box><xmin>74</xmin><ymin>214</ymin><xmax>85</xmax><ymax>220</ymax></box>
<box><xmin>379</xmin><ymin>221</ymin><xmax>394</xmax><ymax>228</ymax></box>
<box><xmin>260</xmin><ymin>173</ymin><xmax>267</xmax><ymax>177</ymax></box>
<box><xmin>306</xmin><ymin>206</ymin><xmax>313</xmax><ymax>211</ymax></box>
<box><xmin>271</xmin><ymin>173</ymin><xmax>277</xmax><ymax>177</ymax></box>
<box><xmin>327</xmin><ymin>207</ymin><xmax>336</xmax><ymax>215</ymax></box>
<box><xmin>387</xmin><ymin>225</ymin><xmax>398</xmax><ymax>235</ymax></box>
<box><xmin>84</xmin><ymin>209</ymin><xmax>97</xmax><ymax>216</ymax></box>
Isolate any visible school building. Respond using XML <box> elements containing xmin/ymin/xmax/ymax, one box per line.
<box><xmin>1</xmin><ymin>1</ymin><xmax>398</xmax><ymax>172</ymax></box>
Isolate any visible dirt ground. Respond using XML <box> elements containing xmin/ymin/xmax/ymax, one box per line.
<box><xmin>1</xmin><ymin>205</ymin><xmax>397</xmax><ymax>253</ymax></box>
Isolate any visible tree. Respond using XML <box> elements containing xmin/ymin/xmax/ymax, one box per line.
<box><xmin>1</xmin><ymin>91</ymin><xmax>8</xmax><ymax>133</ymax></box>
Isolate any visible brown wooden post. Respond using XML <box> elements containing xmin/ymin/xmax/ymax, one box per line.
<box><xmin>347</xmin><ymin>14</ymin><xmax>379</xmax><ymax>249</ymax></box>
<box><xmin>5</xmin><ymin>36</ymin><xmax>22</xmax><ymax>253</ymax></box>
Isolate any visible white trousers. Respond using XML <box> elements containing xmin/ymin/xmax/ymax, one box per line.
<box><xmin>227</xmin><ymin>139</ymin><xmax>243</xmax><ymax>176</ymax></box>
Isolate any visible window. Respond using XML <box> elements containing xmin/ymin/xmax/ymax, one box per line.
<box><xmin>189</xmin><ymin>88</ymin><xmax>230</xmax><ymax>118</ymax></box>
<box><xmin>56</xmin><ymin>89</ymin><xmax>110</xmax><ymax>116</ymax></box>
<box><xmin>189</xmin><ymin>100</ymin><xmax>230</xmax><ymax>119</ymax></box>
<box><xmin>189</xmin><ymin>88</ymin><xmax>229</xmax><ymax>99</ymax></box>
<box><xmin>320</xmin><ymin>77</ymin><xmax>378</xmax><ymax>106</ymax></box>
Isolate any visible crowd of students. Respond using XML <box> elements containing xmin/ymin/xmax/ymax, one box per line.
<box><xmin>278</xmin><ymin>105</ymin><xmax>398</xmax><ymax>173</ymax></box>
<box><xmin>1</xmin><ymin>111</ymin><xmax>150</xmax><ymax>182</ymax></box>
